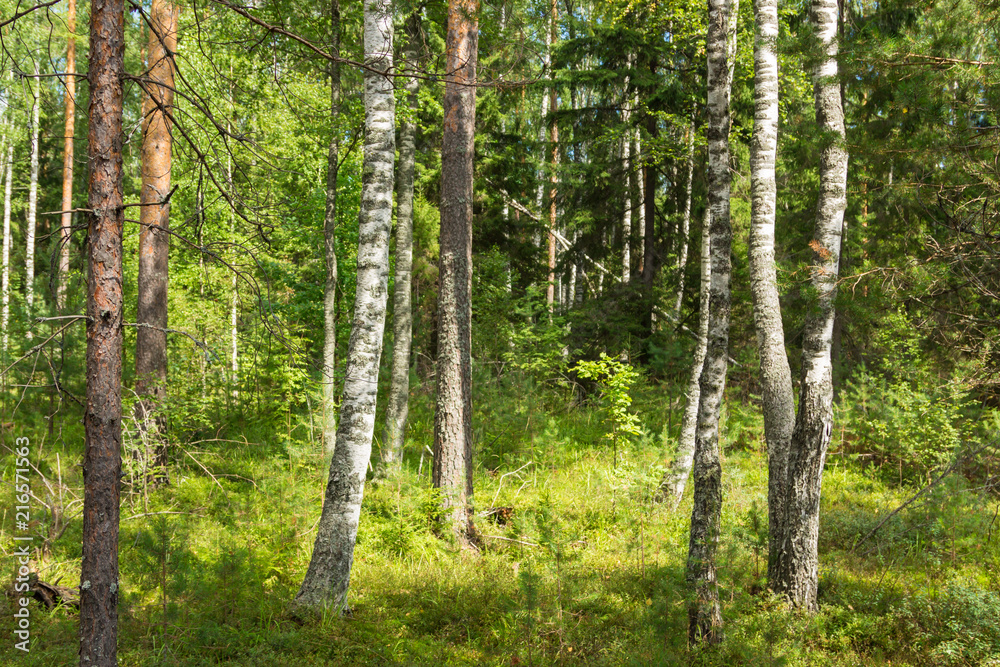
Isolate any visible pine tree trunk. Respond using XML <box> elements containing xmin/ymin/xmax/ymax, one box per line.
<box><xmin>25</xmin><ymin>60</ymin><xmax>40</xmax><ymax>337</ymax></box>
<box><xmin>58</xmin><ymin>0</ymin><xmax>77</xmax><ymax>312</ymax></box>
<box><xmin>322</xmin><ymin>0</ymin><xmax>341</xmax><ymax>457</ymax></box>
<box><xmin>687</xmin><ymin>0</ymin><xmax>737</xmax><ymax>644</ymax></box>
<box><xmin>659</xmin><ymin>207</ymin><xmax>710</xmax><ymax>504</ymax></box>
<box><xmin>749</xmin><ymin>0</ymin><xmax>796</xmax><ymax>587</ymax></box>
<box><xmin>293</xmin><ymin>0</ymin><xmax>395</xmax><ymax>611</ymax></box>
<box><xmin>434</xmin><ymin>0</ymin><xmax>478</xmax><ymax>545</ymax></box>
<box><xmin>383</xmin><ymin>11</ymin><xmax>421</xmax><ymax>468</ymax></box>
<box><xmin>775</xmin><ymin>0</ymin><xmax>847</xmax><ymax>611</ymax></box>
<box><xmin>80</xmin><ymin>0</ymin><xmax>125</xmax><ymax>663</ymax></box>
<box><xmin>2</xmin><ymin>142</ymin><xmax>11</xmax><ymax>356</ymax></box>
<box><xmin>135</xmin><ymin>0</ymin><xmax>177</xmax><ymax>479</ymax></box>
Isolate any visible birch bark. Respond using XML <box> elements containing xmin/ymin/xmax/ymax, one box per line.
<box><xmin>322</xmin><ymin>0</ymin><xmax>341</xmax><ymax>456</ymax></box>
<box><xmin>293</xmin><ymin>0</ymin><xmax>395</xmax><ymax>611</ymax></box>
<box><xmin>749</xmin><ymin>0</ymin><xmax>796</xmax><ymax>586</ymax></box>
<box><xmin>686</xmin><ymin>0</ymin><xmax>737</xmax><ymax>643</ymax></box>
<box><xmin>671</xmin><ymin>123</ymin><xmax>696</xmax><ymax>322</ymax></box>
<box><xmin>383</xmin><ymin>10</ymin><xmax>421</xmax><ymax>467</ymax></box>
<box><xmin>25</xmin><ymin>60</ymin><xmax>40</xmax><ymax>337</ymax></box>
<box><xmin>659</xmin><ymin>207</ymin><xmax>710</xmax><ymax>505</ymax></box>
<box><xmin>776</xmin><ymin>0</ymin><xmax>847</xmax><ymax>611</ymax></box>
<box><xmin>1</xmin><ymin>143</ymin><xmax>11</xmax><ymax>356</ymax></box>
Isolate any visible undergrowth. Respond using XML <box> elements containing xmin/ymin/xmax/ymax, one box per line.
<box><xmin>1</xmin><ymin>368</ymin><xmax>999</xmax><ymax>666</ymax></box>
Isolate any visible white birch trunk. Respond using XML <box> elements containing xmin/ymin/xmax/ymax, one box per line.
<box><xmin>383</xmin><ymin>11</ymin><xmax>420</xmax><ymax>467</ymax></box>
<box><xmin>294</xmin><ymin>0</ymin><xmax>395</xmax><ymax>611</ymax></box>
<box><xmin>322</xmin><ymin>0</ymin><xmax>342</xmax><ymax>456</ymax></box>
<box><xmin>621</xmin><ymin>125</ymin><xmax>632</xmax><ymax>284</ymax></box>
<box><xmin>776</xmin><ymin>0</ymin><xmax>847</xmax><ymax>611</ymax></box>
<box><xmin>636</xmin><ymin>128</ymin><xmax>645</xmax><ymax>272</ymax></box>
<box><xmin>660</xmin><ymin>207</ymin><xmax>710</xmax><ymax>504</ymax></box>
<box><xmin>749</xmin><ymin>0</ymin><xmax>796</xmax><ymax>588</ymax></box>
<box><xmin>687</xmin><ymin>0</ymin><xmax>738</xmax><ymax>644</ymax></box>
<box><xmin>25</xmin><ymin>62</ymin><xmax>40</xmax><ymax>338</ymax></box>
<box><xmin>1</xmin><ymin>143</ymin><xmax>11</xmax><ymax>355</ymax></box>
<box><xmin>671</xmin><ymin>123</ymin><xmax>696</xmax><ymax>321</ymax></box>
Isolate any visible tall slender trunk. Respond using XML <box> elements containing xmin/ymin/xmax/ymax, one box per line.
<box><xmin>25</xmin><ymin>60</ymin><xmax>40</xmax><ymax>338</ymax></box>
<box><xmin>383</xmin><ymin>10</ymin><xmax>421</xmax><ymax>467</ymax></box>
<box><xmin>620</xmin><ymin>123</ymin><xmax>632</xmax><ymax>284</ymax></box>
<box><xmin>687</xmin><ymin>0</ymin><xmax>737</xmax><ymax>644</ymax></box>
<box><xmin>58</xmin><ymin>0</ymin><xmax>77</xmax><ymax>312</ymax></box>
<box><xmin>636</xmin><ymin>129</ymin><xmax>645</xmax><ymax>273</ymax></box>
<box><xmin>776</xmin><ymin>0</ymin><xmax>847</xmax><ymax>611</ymax></box>
<box><xmin>322</xmin><ymin>0</ymin><xmax>341</xmax><ymax>456</ymax></box>
<box><xmin>659</xmin><ymin>207</ymin><xmax>710</xmax><ymax>504</ymax></box>
<box><xmin>293</xmin><ymin>0</ymin><xmax>395</xmax><ymax>611</ymax></box>
<box><xmin>545</xmin><ymin>0</ymin><xmax>558</xmax><ymax>310</ymax></box>
<box><xmin>671</xmin><ymin>122</ymin><xmax>695</xmax><ymax>321</ymax></box>
<box><xmin>135</xmin><ymin>0</ymin><xmax>177</xmax><ymax>478</ymax></box>
<box><xmin>434</xmin><ymin>0</ymin><xmax>478</xmax><ymax>545</ymax></box>
<box><xmin>749</xmin><ymin>0</ymin><xmax>795</xmax><ymax>587</ymax></box>
<box><xmin>1</xmin><ymin>142</ymin><xmax>11</xmax><ymax>356</ymax></box>
<box><xmin>80</xmin><ymin>0</ymin><xmax>125</xmax><ymax>663</ymax></box>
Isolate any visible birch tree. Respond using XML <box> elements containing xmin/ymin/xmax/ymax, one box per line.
<box><xmin>321</xmin><ymin>0</ymin><xmax>342</xmax><ymax>456</ymax></box>
<box><xmin>748</xmin><ymin>0</ymin><xmax>795</xmax><ymax>585</ymax></box>
<box><xmin>434</xmin><ymin>0</ymin><xmax>479</xmax><ymax>545</ymax></box>
<box><xmin>383</xmin><ymin>10</ymin><xmax>421</xmax><ymax>468</ymax></box>
<box><xmin>80</xmin><ymin>0</ymin><xmax>126</xmax><ymax>662</ymax></box>
<box><xmin>775</xmin><ymin>0</ymin><xmax>848</xmax><ymax>610</ymax></box>
<box><xmin>293</xmin><ymin>0</ymin><xmax>395</xmax><ymax>611</ymax></box>
<box><xmin>1</xmin><ymin>142</ymin><xmax>11</xmax><ymax>356</ymax></box>
<box><xmin>686</xmin><ymin>0</ymin><xmax>737</xmax><ymax>643</ymax></box>
<box><xmin>24</xmin><ymin>59</ymin><xmax>39</xmax><ymax>337</ymax></box>
<box><xmin>659</xmin><ymin>207</ymin><xmax>710</xmax><ymax>505</ymax></box>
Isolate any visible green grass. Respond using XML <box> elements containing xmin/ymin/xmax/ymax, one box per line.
<box><xmin>2</xmin><ymin>376</ymin><xmax>999</xmax><ymax>666</ymax></box>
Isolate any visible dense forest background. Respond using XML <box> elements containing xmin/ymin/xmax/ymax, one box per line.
<box><xmin>1</xmin><ymin>0</ymin><xmax>999</xmax><ymax>663</ymax></box>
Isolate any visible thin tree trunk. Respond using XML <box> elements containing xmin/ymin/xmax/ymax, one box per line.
<box><xmin>293</xmin><ymin>0</ymin><xmax>395</xmax><ymax>611</ymax></box>
<box><xmin>687</xmin><ymin>0</ymin><xmax>737</xmax><ymax>644</ymax></box>
<box><xmin>659</xmin><ymin>207</ymin><xmax>710</xmax><ymax>504</ymax></box>
<box><xmin>383</xmin><ymin>10</ymin><xmax>420</xmax><ymax>468</ymax></box>
<box><xmin>25</xmin><ymin>60</ymin><xmax>40</xmax><ymax>338</ymax></box>
<box><xmin>621</xmin><ymin>122</ymin><xmax>632</xmax><ymax>284</ymax></box>
<box><xmin>135</xmin><ymin>0</ymin><xmax>177</xmax><ymax>479</ymax></box>
<box><xmin>775</xmin><ymin>0</ymin><xmax>847</xmax><ymax>611</ymax></box>
<box><xmin>58</xmin><ymin>0</ymin><xmax>77</xmax><ymax>312</ymax></box>
<box><xmin>1</xmin><ymin>142</ymin><xmax>11</xmax><ymax>356</ymax></box>
<box><xmin>322</xmin><ymin>0</ymin><xmax>341</xmax><ymax>456</ymax></box>
<box><xmin>434</xmin><ymin>0</ymin><xmax>478</xmax><ymax>545</ymax></box>
<box><xmin>636</xmin><ymin>129</ymin><xmax>645</xmax><ymax>274</ymax></box>
<box><xmin>671</xmin><ymin>122</ymin><xmax>695</xmax><ymax>322</ymax></box>
<box><xmin>749</xmin><ymin>0</ymin><xmax>795</xmax><ymax>588</ymax></box>
<box><xmin>546</xmin><ymin>0</ymin><xmax>558</xmax><ymax>310</ymax></box>
<box><xmin>80</xmin><ymin>0</ymin><xmax>125</xmax><ymax>663</ymax></box>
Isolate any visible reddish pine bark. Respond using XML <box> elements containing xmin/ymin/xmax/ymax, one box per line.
<box><xmin>81</xmin><ymin>0</ymin><xmax>125</xmax><ymax>664</ymax></box>
<box><xmin>135</xmin><ymin>0</ymin><xmax>178</xmax><ymax>478</ymax></box>
<box><xmin>434</xmin><ymin>0</ymin><xmax>479</xmax><ymax>545</ymax></box>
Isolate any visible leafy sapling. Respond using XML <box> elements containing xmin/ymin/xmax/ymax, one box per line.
<box><xmin>573</xmin><ymin>353</ymin><xmax>642</xmax><ymax>467</ymax></box>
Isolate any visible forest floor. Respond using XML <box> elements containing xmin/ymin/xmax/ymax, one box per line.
<box><xmin>2</xmin><ymin>374</ymin><xmax>1000</xmax><ymax>666</ymax></box>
